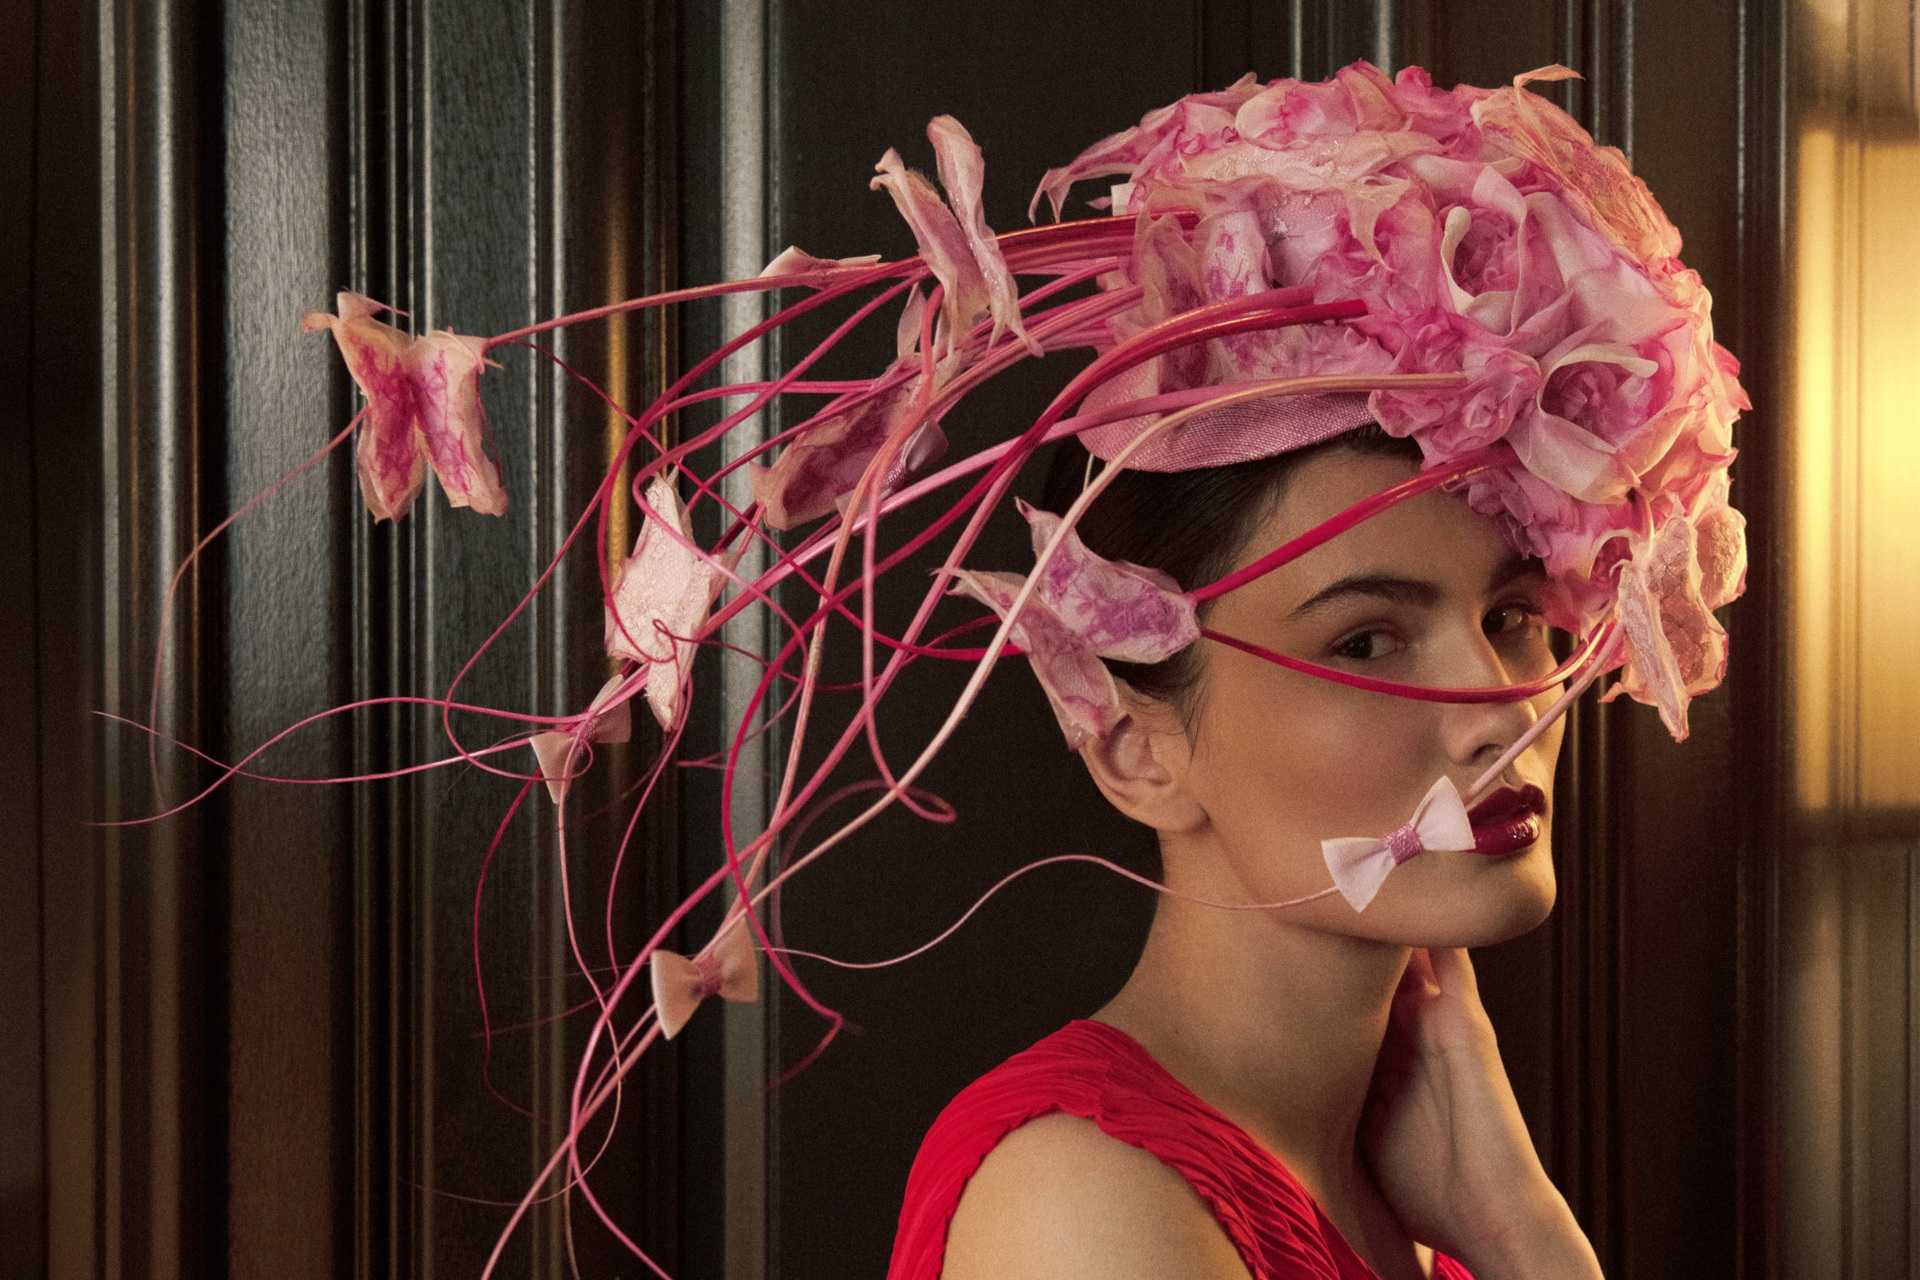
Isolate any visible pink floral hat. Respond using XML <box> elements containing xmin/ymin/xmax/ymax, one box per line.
<box><xmin>1029</xmin><ymin>63</ymin><xmax>1747</xmax><ymax>743</ymax></box>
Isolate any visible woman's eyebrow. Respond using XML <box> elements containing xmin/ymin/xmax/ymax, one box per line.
<box><xmin>1286</xmin><ymin>574</ymin><xmax>1441</xmax><ymax>619</ymax></box>
<box><xmin>1489</xmin><ymin>553</ymin><xmax>1545</xmax><ymax>591</ymax></box>
<box><xmin>1285</xmin><ymin>555</ymin><xmax>1544</xmax><ymax>620</ymax></box>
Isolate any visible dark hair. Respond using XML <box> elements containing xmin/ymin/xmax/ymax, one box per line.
<box><xmin>1038</xmin><ymin>423</ymin><xmax>1424</xmax><ymax>710</ymax></box>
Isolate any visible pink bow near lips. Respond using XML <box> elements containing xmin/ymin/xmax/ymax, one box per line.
<box><xmin>1321</xmin><ymin>776</ymin><xmax>1475</xmax><ymax>912</ymax></box>
<box><xmin>650</xmin><ymin>919</ymin><xmax>759</xmax><ymax>1040</ymax></box>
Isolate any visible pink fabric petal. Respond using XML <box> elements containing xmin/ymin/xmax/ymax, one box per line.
<box><xmin>529</xmin><ymin>732</ymin><xmax>582</xmax><ymax>804</ymax></box>
<box><xmin>1694</xmin><ymin>499</ymin><xmax>1748</xmax><ymax>610</ymax></box>
<box><xmin>746</xmin><ymin>374</ymin><xmax>946</xmax><ymax>530</ymax></box>
<box><xmin>303</xmin><ymin>294</ymin><xmax>429</xmax><ymax>520</ymax></box>
<box><xmin>1470</xmin><ymin>68</ymin><xmax>1683</xmax><ymax>270</ymax></box>
<box><xmin>582</xmin><ymin>673</ymin><xmax>635</xmax><ymax>745</ymax></box>
<box><xmin>605</xmin><ymin>477</ymin><xmax>718</xmax><ymax>728</ymax></box>
<box><xmin>1601</xmin><ymin>512</ymin><xmax>1728</xmax><ymax>740</ymax></box>
<box><xmin>411</xmin><ymin>331</ymin><xmax>508</xmax><ymax>516</ymax></box>
<box><xmin>1016</xmin><ymin>501</ymin><xmax>1199</xmax><ymax>663</ymax></box>
<box><xmin>871</xmin><ymin>148</ymin><xmax>988</xmax><ymax>347</ymax></box>
<box><xmin>948</xmin><ymin>570</ymin><xmax>1123</xmax><ymax>750</ymax></box>
<box><xmin>759</xmin><ymin>245</ymin><xmax>884</xmax><ymax>284</ymax></box>
<box><xmin>927</xmin><ymin>115</ymin><xmax>1035</xmax><ymax>354</ymax></box>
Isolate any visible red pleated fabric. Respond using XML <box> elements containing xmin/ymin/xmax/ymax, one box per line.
<box><xmin>887</xmin><ymin>1020</ymin><xmax>1475</xmax><ymax>1280</ymax></box>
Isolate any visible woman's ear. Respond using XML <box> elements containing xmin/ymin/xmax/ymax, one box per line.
<box><xmin>1079</xmin><ymin>690</ymin><xmax>1208</xmax><ymax>835</ymax></box>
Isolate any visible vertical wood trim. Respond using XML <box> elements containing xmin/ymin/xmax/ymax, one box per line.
<box><xmin>32</xmin><ymin>0</ymin><xmax>107</xmax><ymax>1272</ymax></box>
<box><xmin>221</xmin><ymin>0</ymin><xmax>357</xmax><ymax>1276</ymax></box>
<box><xmin>1542</xmin><ymin>6</ymin><xmax>1634</xmax><ymax>1271</ymax></box>
<box><xmin>718</xmin><ymin>4</ymin><xmax>773</xmax><ymax>1276</ymax></box>
<box><xmin>80</xmin><ymin>1</ymin><xmax>224</xmax><ymax>1276</ymax></box>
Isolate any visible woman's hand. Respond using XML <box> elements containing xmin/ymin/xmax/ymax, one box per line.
<box><xmin>1360</xmin><ymin>948</ymin><xmax>1603</xmax><ymax>1280</ymax></box>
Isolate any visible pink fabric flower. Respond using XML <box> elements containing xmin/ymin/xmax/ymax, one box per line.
<box><xmin>302</xmin><ymin>292</ymin><xmax>507</xmax><ymax>522</ymax></box>
<box><xmin>1033</xmin><ymin>62</ymin><xmax>1748</xmax><ymax>739</ymax></box>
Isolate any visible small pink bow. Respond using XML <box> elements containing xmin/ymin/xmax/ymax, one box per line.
<box><xmin>528</xmin><ymin>674</ymin><xmax>634</xmax><ymax>803</ymax></box>
<box><xmin>650</xmin><ymin>919</ymin><xmax>759</xmax><ymax>1040</ymax></box>
<box><xmin>1321</xmin><ymin>776</ymin><xmax>1475</xmax><ymax>912</ymax></box>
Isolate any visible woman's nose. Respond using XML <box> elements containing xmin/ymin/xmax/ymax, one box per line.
<box><xmin>1434</xmin><ymin>621</ymin><xmax>1545</xmax><ymax>767</ymax></box>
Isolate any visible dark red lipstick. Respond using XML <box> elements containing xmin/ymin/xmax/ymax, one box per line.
<box><xmin>1467</xmin><ymin>784</ymin><xmax>1547</xmax><ymax>858</ymax></box>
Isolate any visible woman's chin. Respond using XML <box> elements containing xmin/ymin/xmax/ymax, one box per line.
<box><xmin>1353</xmin><ymin>841</ymin><xmax>1558</xmax><ymax>948</ymax></box>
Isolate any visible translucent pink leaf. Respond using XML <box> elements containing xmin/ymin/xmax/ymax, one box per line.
<box><xmin>870</xmin><ymin>148</ymin><xmax>989</xmax><ymax>347</ymax></box>
<box><xmin>1602</xmin><ymin>512</ymin><xmax>1727</xmax><ymax>741</ymax></box>
<box><xmin>927</xmin><ymin>115</ymin><xmax>1034</xmax><ymax>354</ymax></box>
<box><xmin>746</xmin><ymin>377</ymin><xmax>946</xmax><ymax>531</ymax></box>
<box><xmin>411</xmin><ymin>331</ymin><xmax>507</xmax><ymax>515</ymax></box>
<box><xmin>759</xmin><ymin>246</ymin><xmax>884</xmax><ymax>284</ymax></box>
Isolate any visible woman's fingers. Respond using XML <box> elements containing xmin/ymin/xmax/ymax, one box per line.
<box><xmin>1425</xmin><ymin>945</ymin><xmax>1481</xmax><ymax>1005</ymax></box>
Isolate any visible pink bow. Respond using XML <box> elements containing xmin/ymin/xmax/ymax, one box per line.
<box><xmin>650</xmin><ymin>920</ymin><xmax>759</xmax><ymax>1040</ymax></box>
<box><xmin>528</xmin><ymin>674</ymin><xmax>634</xmax><ymax>803</ymax></box>
<box><xmin>1321</xmin><ymin>776</ymin><xmax>1475</xmax><ymax>912</ymax></box>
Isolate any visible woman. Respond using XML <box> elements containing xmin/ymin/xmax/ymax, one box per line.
<box><xmin>875</xmin><ymin>64</ymin><xmax>1743</xmax><ymax>1280</ymax></box>
<box><xmin>293</xmin><ymin>60</ymin><xmax>1742</xmax><ymax>1278</ymax></box>
<box><xmin>893</xmin><ymin>431</ymin><xmax>1601</xmax><ymax>1280</ymax></box>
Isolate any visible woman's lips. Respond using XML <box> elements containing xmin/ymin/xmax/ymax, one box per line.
<box><xmin>1467</xmin><ymin>784</ymin><xmax>1548</xmax><ymax>858</ymax></box>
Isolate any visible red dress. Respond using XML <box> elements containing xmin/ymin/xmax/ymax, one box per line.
<box><xmin>887</xmin><ymin>1020</ymin><xmax>1474</xmax><ymax>1280</ymax></box>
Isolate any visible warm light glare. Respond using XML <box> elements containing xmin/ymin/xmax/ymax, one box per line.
<box><xmin>606</xmin><ymin>168</ymin><xmax>632</xmax><ymax>582</ymax></box>
<box><xmin>1793</xmin><ymin>126</ymin><xmax>1920</xmax><ymax>812</ymax></box>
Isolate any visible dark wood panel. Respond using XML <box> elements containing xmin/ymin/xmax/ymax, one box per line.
<box><xmin>1</xmin><ymin>1</ymin><xmax>51</xmax><ymax>1274</ymax></box>
<box><xmin>221</xmin><ymin>3</ymin><xmax>353</xmax><ymax>1277</ymax></box>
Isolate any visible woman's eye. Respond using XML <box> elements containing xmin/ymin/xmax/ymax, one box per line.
<box><xmin>1483</xmin><ymin>604</ymin><xmax>1535</xmax><ymax>637</ymax></box>
<box><xmin>1333</xmin><ymin>629</ymin><xmax>1398</xmax><ymax>661</ymax></box>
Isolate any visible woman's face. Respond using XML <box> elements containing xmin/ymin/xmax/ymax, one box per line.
<box><xmin>1154</xmin><ymin>447</ymin><xmax>1565</xmax><ymax>948</ymax></box>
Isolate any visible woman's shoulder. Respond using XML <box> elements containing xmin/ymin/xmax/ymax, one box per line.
<box><xmin>887</xmin><ymin>1020</ymin><xmax>1351</xmax><ymax>1280</ymax></box>
<box><xmin>887</xmin><ymin>1020</ymin><xmax>1216</xmax><ymax>1280</ymax></box>
<box><xmin>941</xmin><ymin>1110</ymin><xmax>1254</xmax><ymax>1280</ymax></box>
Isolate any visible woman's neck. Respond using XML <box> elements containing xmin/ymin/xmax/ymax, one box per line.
<box><xmin>1092</xmin><ymin>884</ymin><xmax>1410</xmax><ymax>1203</ymax></box>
